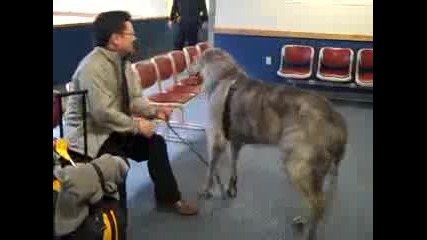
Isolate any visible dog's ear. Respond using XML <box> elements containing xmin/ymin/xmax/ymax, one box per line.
<box><xmin>211</xmin><ymin>53</ymin><xmax>227</xmax><ymax>62</ymax></box>
<box><xmin>200</xmin><ymin>48</ymin><xmax>243</xmax><ymax>84</ymax></box>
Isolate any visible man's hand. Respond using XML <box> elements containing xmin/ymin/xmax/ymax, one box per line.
<box><xmin>156</xmin><ymin>107</ymin><xmax>173</xmax><ymax>121</ymax></box>
<box><xmin>167</xmin><ymin>20</ymin><xmax>174</xmax><ymax>29</ymax></box>
<box><xmin>136</xmin><ymin>118</ymin><xmax>156</xmax><ymax>138</ymax></box>
<box><xmin>201</xmin><ymin>21</ymin><xmax>208</xmax><ymax>30</ymax></box>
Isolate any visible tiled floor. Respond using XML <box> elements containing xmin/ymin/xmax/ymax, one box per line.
<box><xmin>53</xmin><ymin>81</ymin><xmax>373</xmax><ymax>240</ymax></box>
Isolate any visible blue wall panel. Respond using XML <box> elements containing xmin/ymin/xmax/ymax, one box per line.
<box><xmin>53</xmin><ymin>18</ymin><xmax>174</xmax><ymax>85</ymax></box>
<box><xmin>214</xmin><ymin>34</ymin><xmax>373</xmax><ymax>85</ymax></box>
<box><xmin>53</xmin><ymin>18</ymin><xmax>209</xmax><ymax>85</ymax></box>
<box><xmin>53</xmin><ymin>25</ymin><xmax>93</xmax><ymax>85</ymax></box>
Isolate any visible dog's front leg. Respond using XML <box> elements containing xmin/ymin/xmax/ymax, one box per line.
<box><xmin>227</xmin><ymin>141</ymin><xmax>242</xmax><ymax>198</ymax></box>
<box><xmin>199</xmin><ymin>139</ymin><xmax>226</xmax><ymax>199</ymax></box>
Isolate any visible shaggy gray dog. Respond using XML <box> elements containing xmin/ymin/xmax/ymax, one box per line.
<box><xmin>197</xmin><ymin>48</ymin><xmax>348</xmax><ymax>240</ymax></box>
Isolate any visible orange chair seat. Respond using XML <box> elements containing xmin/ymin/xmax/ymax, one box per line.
<box><xmin>358</xmin><ymin>72</ymin><xmax>373</xmax><ymax>83</ymax></box>
<box><xmin>319</xmin><ymin>68</ymin><xmax>350</xmax><ymax>79</ymax></box>
<box><xmin>167</xmin><ymin>84</ymin><xmax>202</xmax><ymax>94</ymax></box>
<box><xmin>148</xmin><ymin>91</ymin><xmax>194</xmax><ymax>104</ymax></box>
<box><xmin>280</xmin><ymin>66</ymin><xmax>310</xmax><ymax>76</ymax></box>
<box><xmin>180</xmin><ymin>75</ymin><xmax>203</xmax><ymax>86</ymax></box>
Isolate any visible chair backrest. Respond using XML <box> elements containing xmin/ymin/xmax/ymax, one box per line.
<box><xmin>282</xmin><ymin>45</ymin><xmax>314</xmax><ymax>65</ymax></box>
<box><xmin>183</xmin><ymin>46</ymin><xmax>199</xmax><ymax>66</ymax></box>
<box><xmin>134</xmin><ymin>61</ymin><xmax>157</xmax><ymax>89</ymax></box>
<box><xmin>196</xmin><ymin>41</ymin><xmax>211</xmax><ymax>56</ymax></box>
<box><xmin>151</xmin><ymin>55</ymin><xmax>174</xmax><ymax>81</ymax></box>
<box><xmin>169</xmin><ymin>50</ymin><xmax>187</xmax><ymax>74</ymax></box>
<box><xmin>151</xmin><ymin>55</ymin><xmax>174</xmax><ymax>92</ymax></box>
<box><xmin>53</xmin><ymin>91</ymin><xmax>61</xmax><ymax>129</ymax></box>
<box><xmin>320</xmin><ymin>47</ymin><xmax>353</xmax><ymax>68</ymax></box>
<box><xmin>316</xmin><ymin>47</ymin><xmax>354</xmax><ymax>82</ymax></box>
<box><xmin>355</xmin><ymin>48</ymin><xmax>373</xmax><ymax>86</ymax></box>
<box><xmin>277</xmin><ymin>44</ymin><xmax>314</xmax><ymax>79</ymax></box>
<box><xmin>359</xmin><ymin>48</ymin><xmax>373</xmax><ymax>69</ymax></box>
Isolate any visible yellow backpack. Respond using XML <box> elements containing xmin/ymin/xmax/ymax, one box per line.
<box><xmin>53</xmin><ymin>162</ymin><xmax>127</xmax><ymax>240</ymax></box>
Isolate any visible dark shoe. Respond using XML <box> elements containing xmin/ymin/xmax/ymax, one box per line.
<box><xmin>156</xmin><ymin>199</ymin><xmax>199</xmax><ymax>216</ymax></box>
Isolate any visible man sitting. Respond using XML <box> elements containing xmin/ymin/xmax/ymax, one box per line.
<box><xmin>63</xmin><ymin>10</ymin><xmax>198</xmax><ymax>216</ymax></box>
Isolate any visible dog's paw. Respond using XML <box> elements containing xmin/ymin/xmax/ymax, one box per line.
<box><xmin>292</xmin><ymin>216</ymin><xmax>308</xmax><ymax>227</ymax></box>
<box><xmin>226</xmin><ymin>176</ymin><xmax>238</xmax><ymax>198</ymax></box>
<box><xmin>226</xmin><ymin>186</ymin><xmax>237</xmax><ymax>198</ymax></box>
<box><xmin>217</xmin><ymin>184</ymin><xmax>228</xmax><ymax>200</ymax></box>
<box><xmin>198</xmin><ymin>189</ymin><xmax>214</xmax><ymax>199</ymax></box>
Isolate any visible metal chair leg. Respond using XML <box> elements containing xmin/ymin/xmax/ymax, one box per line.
<box><xmin>167</xmin><ymin>99</ymin><xmax>206</xmax><ymax>131</ymax></box>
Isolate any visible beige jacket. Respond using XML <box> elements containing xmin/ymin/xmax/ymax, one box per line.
<box><xmin>63</xmin><ymin>47</ymin><xmax>156</xmax><ymax>158</ymax></box>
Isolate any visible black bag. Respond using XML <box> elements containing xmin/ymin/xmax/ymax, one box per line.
<box><xmin>53</xmin><ymin>90</ymin><xmax>128</xmax><ymax>240</ymax></box>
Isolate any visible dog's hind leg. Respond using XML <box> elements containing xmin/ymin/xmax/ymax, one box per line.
<box><xmin>227</xmin><ymin>141</ymin><xmax>243</xmax><ymax>198</ymax></box>
<box><xmin>290</xmin><ymin>171</ymin><xmax>325</xmax><ymax>240</ymax></box>
<box><xmin>296</xmin><ymin>192</ymin><xmax>325</xmax><ymax>240</ymax></box>
<box><xmin>199</xmin><ymin>136</ymin><xmax>227</xmax><ymax>199</ymax></box>
<box><xmin>294</xmin><ymin>161</ymin><xmax>341</xmax><ymax>240</ymax></box>
<box><xmin>284</xmin><ymin>151</ymin><xmax>326</xmax><ymax>240</ymax></box>
<box><xmin>320</xmin><ymin>160</ymin><xmax>341</xmax><ymax>227</ymax></box>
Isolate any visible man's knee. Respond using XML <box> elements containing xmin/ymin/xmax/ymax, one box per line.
<box><xmin>151</xmin><ymin>134</ymin><xmax>167</xmax><ymax>150</ymax></box>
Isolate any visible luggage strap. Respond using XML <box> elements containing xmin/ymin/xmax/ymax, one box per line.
<box><xmin>90</xmin><ymin>162</ymin><xmax>117</xmax><ymax>195</ymax></box>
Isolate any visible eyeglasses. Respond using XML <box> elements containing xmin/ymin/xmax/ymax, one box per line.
<box><xmin>121</xmin><ymin>32</ymin><xmax>135</xmax><ymax>36</ymax></box>
<box><xmin>120</xmin><ymin>31</ymin><xmax>137</xmax><ymax>40</ymax></box>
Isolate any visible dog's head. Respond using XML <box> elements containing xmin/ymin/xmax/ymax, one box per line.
<box><xmin>199</xmin><ymin>48</ymin><xmax>242</xmax><ymax>82</ymax></box>
<box><xmin>199</xmin><ymin>48</ymin><xmax>246</xmax><ymax>93</ymax></box>
<box><xmin>199</xmin><ymin>48</ymin><xmax>237</xmax><ymax>80</ymax></box>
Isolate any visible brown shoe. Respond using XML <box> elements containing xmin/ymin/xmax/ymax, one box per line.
<box><xmin>156</xmin><ymin>199</ymin><xmax>199</xmax><ymax>216</ymax></box>
<box><xmin>174</xmin><ymin>200</ymin><xmax>199</xmax><ymax>215</ymax></box>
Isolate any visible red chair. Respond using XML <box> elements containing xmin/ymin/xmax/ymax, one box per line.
<box><xmin>181</xmin><ymin>45</ymin><xmax>205</xmax><ymax>87</ymax></box>
<box><xmin>183</xmin><ymin>45</ymin><xmax>200</xmax><ymax>66</ymax></box>
<box><xmin>168</xmin><ymin>50</ymin><xmax>203</xmax><ymax>94</ymax></box>
<box><xmin>53</xmin><ymin>91</ymin><xmax>63</xmax><ymax>154</ymax></box>
<box><xmin>355</xmin><ymin>48</ymin><xmax>373</xmax><ymax>87</ymax></box>
<box><xmin>133</xmin><ymin>60</ymin><xmax>187</xmax><ymax>142</ymax></box>
<box><xmin>196</xmin><ymin>41</ymin><xmax>211</xmax><ymax>56</ymax></box>
<box><xmin>134</xmin><ymin>58</ymin><xmax>193</xmax><ymax>108</ymax></box>
<box><xmin>134</xmin><ymin>60</ymin><xmax>157</xmax><ymax>89</ymax></box>
<box><xmin>151</xmin><ymin>55</ymin><xmax>205</xmax><ymax>133</ymax></box>
<box><xmin>316</xmin><ymin>47</ymin><xmax>354</xmax><ymax>82</ymax></box>
<box><xmin>277</xmin><ymin>44</ymin><xmax>314</xmax><ymax>79</ymax></box>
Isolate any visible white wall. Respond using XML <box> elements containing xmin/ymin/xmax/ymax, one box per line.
<box><xmin>53</xmin><ymin>0</ymin><xmax>168</xmax><ymax>18</ymax></box>
<box><xmin>215</xmin><ymin>0</ymin><xmax>373</xmax><ymax>35</ymax></box>
<box><xmin>53</xmin><ymin>0</ymin><xmax>210</xmax><ymax>18</ymax></box>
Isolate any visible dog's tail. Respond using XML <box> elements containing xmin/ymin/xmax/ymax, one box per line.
<box><xmin>330</xmin><ymin>111</ymin><xmax>348</xmax><ymax>172</ymax></box>
<box><xmin>321</xmin><ymin>129</ymin><xmax>347</xmax><ymax>227</ymax></box>
<box><xmin>306</xmin><ymin>111</ymin><xmax>347</xmax><ymax>226</ymax></box>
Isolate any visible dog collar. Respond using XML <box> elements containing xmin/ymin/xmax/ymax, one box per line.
<box><xmin>222</xmin><ymin>81</ymin><xmax>238</xmax><ymax>140</ymax></box>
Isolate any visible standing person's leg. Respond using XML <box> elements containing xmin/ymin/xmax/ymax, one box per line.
<box><xmin>179</xmin><ymin>21</ymin><xmax>193</xmax><ymax>48</ymax></box>
<box><xmin>173</xmin><ymin>24</ymin><xmax>186</xmax><ymax>50</ymax></box>
<box><xmin>186</xmin><ymin>21</ymin><xmax>200</xmax><ymax>46</ymax></box>
<box><xmin>97</xmin><ymin>132</ymin><xmax>198</xmax><ymax>215</ymax></box>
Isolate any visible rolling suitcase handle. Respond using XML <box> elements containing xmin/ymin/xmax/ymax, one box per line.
<box><xmin>53</xmin><ymin>89</ymin><xmax>89</xmax><ymax>158</ymax></box>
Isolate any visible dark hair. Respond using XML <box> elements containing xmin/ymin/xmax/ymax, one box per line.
<box><xmin>93</xmin><ymin>11</ymin><xmax>132</xmax><ymax>47</ymax></box>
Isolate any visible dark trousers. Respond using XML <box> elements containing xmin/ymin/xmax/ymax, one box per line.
<box><xmin>97</xmin><ymin>132</ymin><xmax>182</xmax><ymax>205</ymax></box>
<box><xmin>174</xmin><ymin>21</ymin><xmax>200</xmax><ymax>50</ymax></box>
